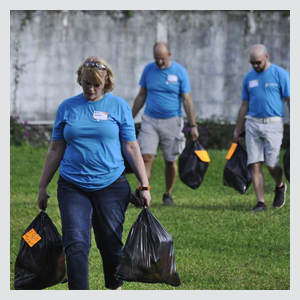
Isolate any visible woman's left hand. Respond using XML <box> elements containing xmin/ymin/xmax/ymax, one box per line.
<box><xmin>141</xmin><ymin>190</ymin><xmax>151</xmax><ymax>207</ymax></box>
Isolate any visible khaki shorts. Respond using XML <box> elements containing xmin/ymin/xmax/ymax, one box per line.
<box><xmin>245</xmin><ymin>117</ymin><xmax>284</xmax><ymax>167</ymax></box>
<box><xmin>137</xmin><ymin>114</ymin><xmax>186</xmax><ymax>162</ymax></box>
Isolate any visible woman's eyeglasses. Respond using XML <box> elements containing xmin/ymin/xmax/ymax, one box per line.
<box><xmin>84</xmin><ymin>61</ymin><xmax>107</xmax><ymax>70</ymax></box>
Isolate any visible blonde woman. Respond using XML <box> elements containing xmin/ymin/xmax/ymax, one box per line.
<box><xmin>37</xmin><ymin>57</ymin><xmax>151</xmax><ymax>290</ymax></box>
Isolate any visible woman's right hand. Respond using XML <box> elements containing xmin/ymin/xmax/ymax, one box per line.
<box><xmin>37</xmin><ymin>188</ymin><xmax>50</xmax><ymax>210</ymax></box>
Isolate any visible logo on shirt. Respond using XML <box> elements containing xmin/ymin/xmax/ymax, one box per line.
<box><xmin>265</xmin><ymin>82</ymin><xmax>278</xmax><ymax>88</ymax></box>
<box><xmin>166</xmin><ymin>74</ymin><xmax>178</xmax><ymax>85</ymax></box>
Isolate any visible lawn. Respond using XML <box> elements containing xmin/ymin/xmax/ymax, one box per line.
<box><xmin>10</xmin><ymin>144</ymin><xmax>290</xmax><ymax>290</ymax></box>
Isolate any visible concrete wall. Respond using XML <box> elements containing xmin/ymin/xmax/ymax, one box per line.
<box><xmin>10</xmin><ymin>10</ymin><xmax>290</xmax><ymax>124</ymax></box>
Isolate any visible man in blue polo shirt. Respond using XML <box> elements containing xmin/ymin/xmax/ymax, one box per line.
<box><xmin>132</xmin><ymin>41</ymin><xmax>199</xmax><ymax>206</ymax></box>
<box><xmin>234</xmin><ymin>44</ymin><xmax>290</xmax><ymax>212</ymax></box>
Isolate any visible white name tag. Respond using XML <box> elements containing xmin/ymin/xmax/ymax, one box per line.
<box><xmin>92</xmin><ymin>111</ymin><xmax>108</xmax><ymax>121</ymax></box>
<box><xmin>249</xmin><ymin>80</ymin><xmax>258</xmax><ymax>88</ymax></box>
<box><xmin>167</xmin><ymin>75</ymin><xmax>178</xmax><ymax>82</ymax></box>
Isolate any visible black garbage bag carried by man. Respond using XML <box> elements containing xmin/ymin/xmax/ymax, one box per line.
<box><xmin>178</xmin><ymin>140</ymin><xmax>210</xmax><ymax>189</ymax></box>
<box><xmin>115</xmin><ymin>206</ymin><xmax>181</xmax><ymax>287</ymax></box>
<box><xmin>14</xmin><ymin>210</ymin><xmax>67</xmax><ymax>290</ymax></box>
<box><xmin>223</xmin><ymin>142</ymin><xmax>252</xmax><ymax>194</ymax></box>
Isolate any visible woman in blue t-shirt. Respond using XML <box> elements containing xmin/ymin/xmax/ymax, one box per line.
<box><xmin>37</xmin><ymin>56</ymin><xmax>151</xmax><ymax>290</ymax></box>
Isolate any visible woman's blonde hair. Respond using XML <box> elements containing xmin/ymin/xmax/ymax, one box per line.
<box><xmin>77</xmin><ymin>56</ymin><xmax>115</xmax><ymax>93</ymax></box>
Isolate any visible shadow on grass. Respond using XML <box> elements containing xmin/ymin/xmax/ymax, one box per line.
<box><xmin>128</xmin><ymin>202</ymin><xmax>252</xmax><ymax>212</ymax></box>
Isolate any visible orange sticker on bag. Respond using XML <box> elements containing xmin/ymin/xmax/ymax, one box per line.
<box><xmin>226</xmin><ymin>143</ymin><xmax>238</xmax><ymax>160</ymax></box>
<box><xmin>22</xmin><ymin>228</ymin><xmax>42</xmax><ymax>247</ymax></box>
<box><xmin>195</xmin><ymin>150</ymin><xmax>211</xmax><ymax>162</ymax></box>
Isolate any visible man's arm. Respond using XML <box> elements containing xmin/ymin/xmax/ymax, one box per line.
<box><xmin>233</xmin><ymin>100</ymin><xmax>249</xmax><ymax>141</ymax></box>
<box><xmin>132</xmin><ymin>87</ymin><xmax>147</xmax><ymax>118</ymax></box>
<box><xmin>284</xmin><ymin>97</ymin><xmax>290</xmax><ymax>114</ymax></box>
<box><xmin>182</xmin><ymin>92</ymin><xmax>199</xmax><ymax>141</ymax></box>
<box><xmin>283</xmin><ymin>97</ymin><xmax>291</xmax><ymax>125</ymax></box>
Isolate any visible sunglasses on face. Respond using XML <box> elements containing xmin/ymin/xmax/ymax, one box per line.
<box><xmin>249</xmin><ymin>60</ymin><xmax>263</xmax><ymax>66</ymax></box>
<box><xmin>84</xmin><ymin>61</ymin><xmax>107</xmax><ymax>70</ymax></box>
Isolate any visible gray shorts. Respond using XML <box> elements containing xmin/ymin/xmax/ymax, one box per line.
<box><xmin>245</xmin><ymin>117</ymin><xmax>284</xmax><ymax>167</ymax></box>
<box><xmin>137</xmin><ymin>114</ymin><xmax>186</xmax><ymax>162</ymax></box>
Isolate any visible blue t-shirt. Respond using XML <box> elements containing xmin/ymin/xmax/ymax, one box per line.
<box><xmin>52</xmin><ymin>93</ymin><xmax>136</xmax><ymax>192</ymax></box>
<box><xmin>139</xmin><ymin>61</ymin><xmax>191</xmax><ymax>119</ymax></box>
<box><xmin>241</xmin><ymin>63</ymin><xmax>290</xmax><ymax>118</ymax></box>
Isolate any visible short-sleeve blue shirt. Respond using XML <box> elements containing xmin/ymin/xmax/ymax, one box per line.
<box><xmin>52</xmin><ymin>93</ymin><xmax>136</xmax><ymax>192</ymax></box>
<box><xmin>139</xmin><ymin>61</ymin><xmax>191</xmax><ymax>119</ymax></box>
<box><xmin>241</xmin><ymin>64</ymin><xmax>290</xmax><ymax>118</ymax></box>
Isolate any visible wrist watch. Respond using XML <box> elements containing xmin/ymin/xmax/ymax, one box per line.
<box><xmin>138</xmin><ymin>186</ymin><xmax>151</xmax><ymax>191</ymax></box>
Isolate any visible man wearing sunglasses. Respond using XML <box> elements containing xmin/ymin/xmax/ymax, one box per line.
<box><xmin>132</xmin><ymin>41</ymin><xmax>199</xmax><ymax>206</ymax></box>
<box><xmin>233</xmin><ymin>44</ymin><xmax>290</xmax><ymax>212</ymax></box>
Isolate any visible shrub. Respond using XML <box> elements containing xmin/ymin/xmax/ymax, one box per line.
<box><xmin>10</xmin><ymin>115</ymin><xmax>30</xmax><ymax>146</ymax></box>
<box><xmin>183</xmin><ymin>118</ymin><xmax>290</xmax><ymax>150</ymax></box>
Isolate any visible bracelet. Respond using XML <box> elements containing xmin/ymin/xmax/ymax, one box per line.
<box><xmin>191</xmin><ymin>124</ymin><xmax>197</xmax><ymax>128</ymax></box>
<box><xmin>138</xmin><ymin>186</ymin><xmax>151</xmax><ymax>191</ymax></box>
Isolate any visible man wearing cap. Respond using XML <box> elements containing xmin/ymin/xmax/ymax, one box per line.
<box><xmin>132</xmin><ymin>41</ymin><xmax>199</xmax><ymax>206</ymax></box>
<box><xmin>234</xmin><ymin>44</ymin><xmax>290</xmax><ymax>212</ymax></box>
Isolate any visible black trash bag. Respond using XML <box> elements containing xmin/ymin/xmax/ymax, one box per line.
<box><xmin>14</xmin><ymin>210</ymin><xmax>67</xmax><ymax>290</ymax></box>
<box><xmin>178</xmin><ymin>140</ymin><xmax>209</xmax><ymax>189</ymax></box>
<box><xmin>223</xmin><ymin>143</ymin><xmax>252</xmax><ymax>194</ymax></box>
<box><xmin>283</xmin><ymin>148</ymin><xmax>290</xmax><ymax>182</ymax></box>
<box><xmin>115</xmin><ymin>207</ymin><xmax>181</xmax><ymax>287</ymax></box>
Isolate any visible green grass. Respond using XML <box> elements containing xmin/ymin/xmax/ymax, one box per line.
<box><xmin>10</xmin><ymin>144</ymin><xmax>290</xmax><ymax>290</ymax></box>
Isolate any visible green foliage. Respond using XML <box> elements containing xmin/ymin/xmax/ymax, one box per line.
<box><xmin>282</xmin><ymin>11</ymin><xmax>290</xmax><ymax>18</ymax></box>
<box><xmin>183</xmin><ymin>119</ymin><xmax>235</xmax><ymax>150</ymax></box>
<box><xmin>127</xmin><ymin>10</ymin><xmax>133</xmax><ymax>18</ymax></box>
<box><xmin>19</xmin><ymin>11</ymin><xmax>35</xmax><ymax>30</ymax></box>
<box><xmin>183</xmin><ymin>118</ymin><xmax>290</xmax><ymax>150</ymax></box>
<box><xmin>10</xmin><ymin>145</ymin><xmax>290</xmax><ymax>290</ymax></box>
<box><xmin>10</xmin><ymin>115</ymin><xmax>30</xmax><ymax>146</ymax></box>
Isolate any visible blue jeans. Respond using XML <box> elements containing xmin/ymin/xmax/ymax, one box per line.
<box><xmin>57</xmin><ymin>172</ymin><xmax>131</xmax><ymax>290</ymax></box>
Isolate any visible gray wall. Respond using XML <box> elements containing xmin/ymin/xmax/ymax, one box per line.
<box><xmin>10</xmin><ymin>10</ymin><xmax>290</xmax><ymax>124</ymax></box>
